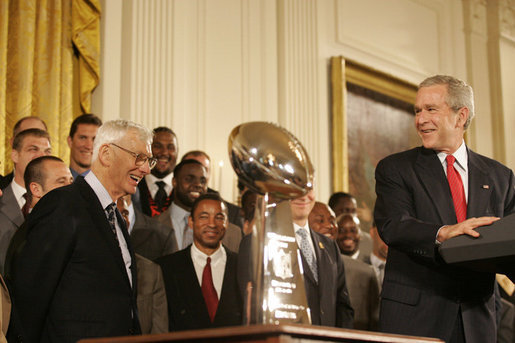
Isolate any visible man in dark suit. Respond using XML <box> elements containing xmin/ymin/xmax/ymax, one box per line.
<box><xmin>374</xmin><ymin>75</ymin><xmax>515</xmax><ymax>342</ymax></box>
<box><xmin>157</xmin><ymin>193</ymin><xmax>242</xmax><ymax>331</ymax></box>
<box><xmin>12</xmin><ymin>120</ymin><xmax>156</xmax><ymax>342</ymax></box>
<box><xmin>135</xmin><ymin>127</ymin><xmax>178</xmax><ymax>217</ymax></box>
<box><xmin>238</xmin><ymin>190</ymin><xmax>354</xmax><ymax>328</ymax></box>
<box><xmin>309</xmin><ymin>202</ymin><xmax>378</xmax><ymax>330</ymax></box>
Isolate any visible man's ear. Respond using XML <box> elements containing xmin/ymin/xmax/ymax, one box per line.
<box><xmin>457</xmin><ymin>107</ymin><xmax>469</xmax><ymax>129</ymax></box>
<box><xmin>67</xmin><ymin>136</ymin><xmax>73</xmax><ymax>148</ymax></box>
<box><xmin>97</xmin><ymin>144</ymin><xmax>112</xmax><ymax>166</ymax></box>
<box><xmin>30</xmin><ymin>182</ymin><xmax>44</xmax><ymax>199</ymax></box>
<box><xmin>11</xmin><ymin>149</ymin><xmax>19</xmax><ymax>165</ymax></box>
<box><xmin>188</xmin><ymin>215</ymin><xmax>193</xmax><ymax>229</ymax></box>
<box><xmin>172</xmin><ymin>177</ymin><xmax>177</xmax><ymax>188</ymax></box>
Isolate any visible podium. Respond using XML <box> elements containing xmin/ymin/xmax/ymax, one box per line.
<box><xmin>79</xmin><ymin>324</ymin><xmax>442</xmax><ymax>343</ymax></box>
<box><xmin>439</xmin><ymin>213</ymin><xmax>515</xmax><ymax>282</ymax></box>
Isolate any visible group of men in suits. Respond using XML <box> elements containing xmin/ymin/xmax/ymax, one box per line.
<box><xmin>1</xmin><ymin>74</ymin><xmax>513</xmax><ymax>342</ymax></box>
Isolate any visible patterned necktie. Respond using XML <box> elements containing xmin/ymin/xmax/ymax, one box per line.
<box><xmin>105</xmin><ymin>203</ymin><xmax>120</xmax><ymax>243</ymax></box>
<box><xmin>154</xmin><ymin>181</ymin><xmax>167</xmax><ymax>211</ymax></box>
<box><xmin>297</xmin><ymin>228</ymin><xmax>318</xmax><ymax>282</ymax></box>
<box><xmin>446</xmin><ymin>155</ymin><xmax>467</xmax><ymax>223</ymax></box>
<box><xmin>201</xmin><ymin>257</ymin><xmax>218</xmax><ymax>322</ymax></box>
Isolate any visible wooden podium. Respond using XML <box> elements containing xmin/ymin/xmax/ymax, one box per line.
<box><xmin>80</xmin><ymin>324</ymin><xmax>442</xmax><ymax>343</ymax></box>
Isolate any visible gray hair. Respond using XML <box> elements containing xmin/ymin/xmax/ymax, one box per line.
<box><xmin>419</xmin><ymin>75</ymin><xmax>475</xmax><ymax>130</ymax></box>
<box><xmin>92</xmin><ymin>119</ymin><xmax>153</xmax><ymax>162</ymax></box>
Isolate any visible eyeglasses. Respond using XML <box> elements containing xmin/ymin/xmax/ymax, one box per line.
<box><xmin>110</xmin><ymin>143</ymin><xmax>157</xmax><ymax>169</ymax></box>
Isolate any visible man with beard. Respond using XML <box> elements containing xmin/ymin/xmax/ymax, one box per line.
<box><xmin>157</xmin><ymin>193</ymin><xmax>242</xmax><ymax>331</ymax></box>
<box><xmin>136</xmin><ymin>127</ymin><xmax>179</xmax><ymax>217</ymax></box>
<box><xmin>67</xmin><ymin>114</ymin><xmax>103</xmax><ymax>179</ymax></box>
<box><xmin>157</xmin><ymin>159</ymin><xmax>242</xmax><ymax>253</ymax></box>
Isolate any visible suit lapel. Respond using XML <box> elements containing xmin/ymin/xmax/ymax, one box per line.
<box><xmin>180</xmin><ymin>248</ymin><xmax>211</xmax><ymax>325</ymax></box>
<box><xmin>414</xmin><ymin>148</ymin><xmax>457</xmax><ymax>223</ymax></box>
<box><xmin>0</xmin><ymin>185</ymin><xmax>24</xmax><ymax>227</ymax></box>
<box><xmin>467</xmin><ymin>149</ymin><xmax>493</xmax><ymax>217</ymax></box>
<box><xmin>75</xmin><ymin>178</ymin><xmax>133</xmax><ymax>288</ymax></box>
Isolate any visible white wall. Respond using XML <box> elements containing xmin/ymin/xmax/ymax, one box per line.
<box><xmin>92</xmin><ymin>0</ymin><xmax>515</xmax><ymax>203</ymax></box>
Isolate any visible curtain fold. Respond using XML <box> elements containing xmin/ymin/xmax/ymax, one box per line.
<box><xmin>0</xmin><ymin>0</ymin><xmax>101</xmax><ymax>174</ymax></box>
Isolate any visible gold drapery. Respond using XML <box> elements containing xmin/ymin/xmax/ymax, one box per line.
<box><xmin>0</xmin><ymin>0</ymin><xmax>100</xmax><ymax>174</ymax></box>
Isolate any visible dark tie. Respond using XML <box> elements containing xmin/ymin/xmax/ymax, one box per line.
<box><xmin>21</xmin><ymin>193</ymin><xmax>30</xmax><ymax>218</ymax></box>
<box><xmin>105</xmin><ymin>203</ymin><xmax>119</xmax><ymax>241</ymax></box>
<box><xmin>154</xmin><ymin>181</ymin><xmax>167</xmax><ymax>211</ymax></box>
<box><xmin>446</xmin><ymin>155</ymin><xmax>467</xmax><ymax>223</ymax></box>
<box><xmin>201</xmin><ymin>257</ymin><xmax>218</xmax><ymax>322</ymax></box>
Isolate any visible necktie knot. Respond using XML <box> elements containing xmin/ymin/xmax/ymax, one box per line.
<box><xmin>446</xmin><ymin>154</ymin><xmax>456</xmax><ymax>166</ymax></box>
<box><xmin>156</xmin><ymin>181</ymin><xmax>166</xmax><ymax>189</ymax></box>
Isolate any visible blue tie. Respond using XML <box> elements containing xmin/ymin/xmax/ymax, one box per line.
<box><xmin>297</xmin><ymin>228</ymin><xmax>318</xmax><ymax>282</ymax></box>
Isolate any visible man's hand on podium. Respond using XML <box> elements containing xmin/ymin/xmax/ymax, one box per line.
<box><xmin>437</xmin><ymin>216</ymin><xmax>500</xmax><ymax>243</ymax></box>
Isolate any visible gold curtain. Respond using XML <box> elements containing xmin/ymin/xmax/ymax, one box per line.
<box><xmin>0</xmin><ymin>0</ymin><xmax>100</xmax><ymax>174</ymax></box>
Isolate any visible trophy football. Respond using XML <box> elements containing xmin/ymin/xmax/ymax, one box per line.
<box><xmin>228</xmin><ymin>121</ymin><xmax>314</xmax><ymax>325</ymax></box>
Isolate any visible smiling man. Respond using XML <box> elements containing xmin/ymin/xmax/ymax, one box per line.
<box><xmin>67</xmin><ymin>114</ymin><xmax>102</xmax><ymax>178</ymax></box>
<box><xmin>374</xmin><ymin>75</ymin><xmax>515</xmax><ymax>343</ymax></box>
<box><xmin>156</xmin><ymin>159</ymin><xmax>242</xmax><ymax>253</ymax></box>
<box><xmin>157</xmin><ymin>193</ymin><xmax>242</xmax><ymax>331</ymax></box>
<box><xmin>13</xmin><ymin>120</ymin><xmax>154</xmax><ymax>342</ymax></box>
<box><xmin>136</xmin><ymin>127</ymin><xmax>178</xmax><ymax>217</ymax></box>
<box><xmin>308</xmin><ymin>201</ymin><xmax>337</xmax><ymax>240</ymax></box>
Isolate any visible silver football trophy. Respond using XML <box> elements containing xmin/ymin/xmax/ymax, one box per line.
<box><xmin>228</xmin><ymin>121</ymin><xmax>314</xmax><ymax>325</ymax></box>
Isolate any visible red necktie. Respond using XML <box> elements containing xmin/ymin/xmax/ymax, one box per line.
<box><xmin>201</xmin><ymin>257</ymin><xmax>218</xmax><ymax>322</ymax></box>
<box><xmin>446</xmin><ymin>155</ymin><xmax>467</xmax><ymax>223</ymax></box>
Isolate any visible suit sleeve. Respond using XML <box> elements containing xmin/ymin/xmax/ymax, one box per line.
<box><xmin>12</xmin><ymin>192</ymin><xmax>76</xmax><ymax>342</ymax></box>
<box><xmin>334</xmin><ymin>241</ymin><xmax>354</xmax><ymax>328</ymax></box>
<box><xmin>374</xmin><ymin>158</ymin><xmax>441</xmax><ymax>262</ymax></box>
<box><xmin>150</xmin><ymin>264</ymin><xmax>169</xmax><ymax>334</ymax></box>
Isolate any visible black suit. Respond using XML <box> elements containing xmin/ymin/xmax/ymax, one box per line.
<box><xmin>0</xmin><ymin>172</ymin><xmax>13</xmax><ymax>190</ymax></box>
<box><xmin>374</xmin><ymin>146</ymin><xmax>515</xmax><ymax>342</ymax></box>
<box><xmin>157</xmin><ymin>245</ymin><xmax>242</xmax><ymax>331</ymax></box>
<box><xmin>12</xmin><ymin>177</ymin><xmax>141</xmax><ymax>342</ymax></box>
<box><xmin>238</xmin><ymin>230</ymin><xmax>354</xmax><ymax>328</ymax></box>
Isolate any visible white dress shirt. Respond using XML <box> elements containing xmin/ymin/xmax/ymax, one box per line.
<box><xmin>191</xmin><ymin>243</ymin><xmax>227</xmax><ymax>297</ymax></box>
<box><xmin>144</xmin><ymin>173</ymin><xmax>173</xmax><ymax>199</ymax></box>
<box><xmin>85</xmin><ymin>172</ymin><xmax>133</xmax><ymax>286</ymax></box>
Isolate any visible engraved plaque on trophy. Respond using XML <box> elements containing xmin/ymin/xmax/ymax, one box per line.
<box><xmin>228</xmin><ymin>121</ymin><xmax>314</xmax><ymax>325</ymax></box>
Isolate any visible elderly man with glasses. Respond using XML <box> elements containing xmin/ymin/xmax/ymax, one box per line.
<box><xmin>12</xmin><ymin>120</ymin><xmax>155</xmax><ymax>343</ymax></box>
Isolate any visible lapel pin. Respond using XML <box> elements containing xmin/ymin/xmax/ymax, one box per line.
<box><xmin>482</xmin><ymin>185</ymin><xmax>489</xmax><ymax>189</ymax></box>
<box><xmin>319</xmin><ymin>242</ymin><xmax>324</xmax><ymax>249</ymax></box>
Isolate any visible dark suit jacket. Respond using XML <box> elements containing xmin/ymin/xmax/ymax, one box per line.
<box><xmin>157</xmin><ymin>245</ymin><xmax>242</xmax><ymax>331</ymax></box>
<box><xmin>12</xmin><ymin>177</ymin><xmax>141</xmax><ymax>342</ymax></box>
<box><xmin>0</xmin><ymin>173</ymin><xmax>13</xmax><ymax>190</ymax></box>
<box><xmin>374</xmin><ymin>146</ymin><xmax>515</xmax><ymax>343</ymax></box>
<box><xmin>237</xmin><ymin>230</ymin><xmax>354</xmax><ymax>328</ymax></box>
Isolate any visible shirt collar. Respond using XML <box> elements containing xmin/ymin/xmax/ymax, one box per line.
<box><xmin>11</xmin><ymin>180</ymin><xmax>26</xmax><ymax>204</ymax></box>
<box><xmin>145</xmin><ymin>172</ymin><xmax>173</xmax><ymax>187</ymax></box>
<box><xmin>191</xmin><ymin>240</ymin><xmax>224</xmax><ymax>262</ymax></box>
<box><xmin>84</xmin><ymin>171</ymin><xmax>115</xmax><ymax>210</ymax></box>
<box><xmin>370</xmin><ymin>252</ymin><xmax>385</xmax><ymax>268</ymax></box>
<box><xmin>293</xmin><ymin>223</ymin><xmax>309</xmax><ymax>234</ymax></box>
<box><xmin>437</xmin><ymin>140</ymin><xmax>468</xmax><ymax>172</ymax></box>
<box><xmin>171</xmin><ymin>201</ymin><xmax>190</xmax><ymax>221</ymax></box>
